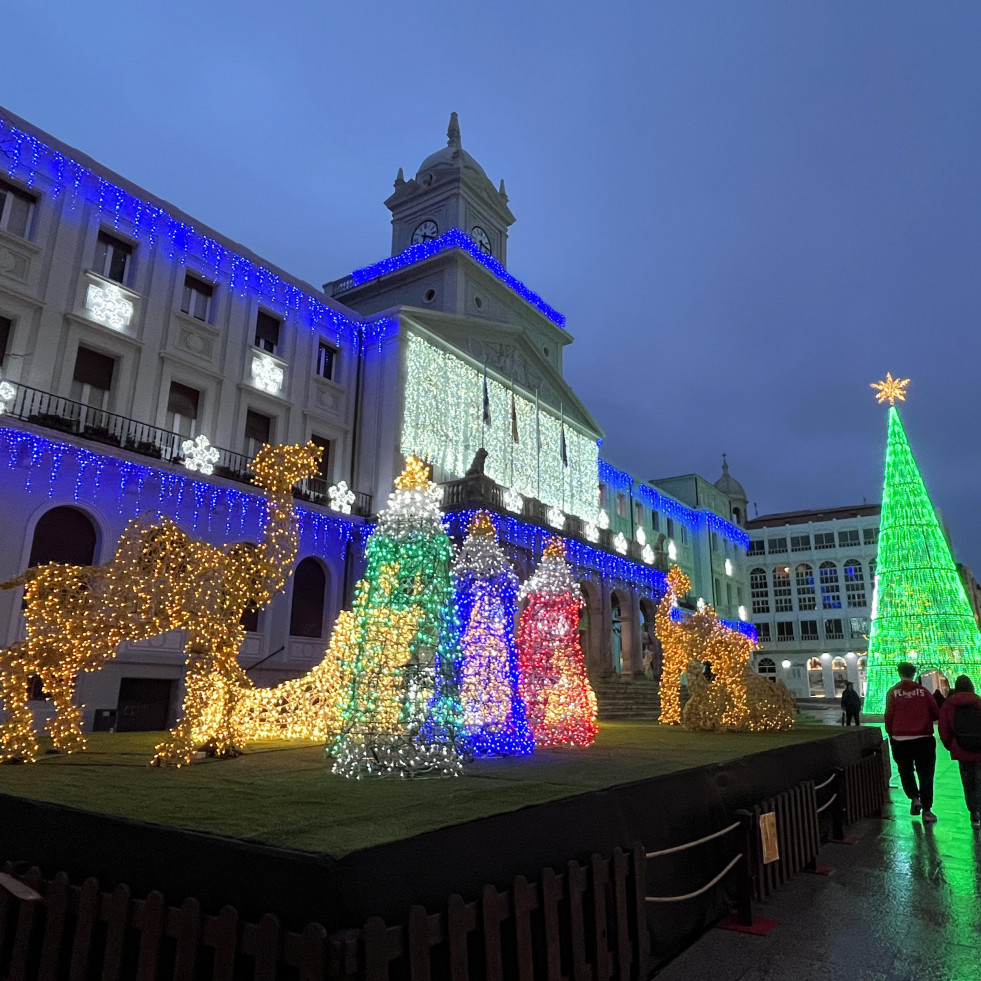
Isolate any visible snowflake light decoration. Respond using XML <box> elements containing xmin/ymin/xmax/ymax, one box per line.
<box><xmin>503</xmin><ymin>486</ymin><xmax>524</xmax><ymax>514</ymax></box>
<box><xmin>0</xmin><ymin>380</ymin><xmax>15</xmax><ymax>414</ymax></box>
<box><xmin>725</xmin><ymin>558</ymin><xmax>733</xmax><ymax>576</ymax></box>
<box><xmin>641</xmin><ymin>543</ymin><xmax>655</xmax><ymax>565</ymax></box>
<box><xmin>668</xmin><ymin>540</ymin><xmax>678</xmax><ymax>561</ymax></box>
<box><xmin>612</xmin><ymin>532</ymin><xmax>628</xmax><ymax>555</ymax></box>
<box><xmin>738</xmin><ymin>605</ymin><xmax>748</xmax><ymax>621</ymax></box>
<box><xmin>328</xmin><ymin>480</ymin><xmax>356</xmax><ymax>514</ymax></box>
<box><xmin>547</xmin><ymin>505</ymin><xmax>566</xmax><ymax>530</ymax></box>
<box><xmin>85</xmin><ymin>282</ymin><xmax>133</xmax><ymax>330</ymax></box>
<box><xmin>597</xmin><ymin>508</ymin><xmax>610</xmax><ymax>530</ymax></box>
<box><xmin>251</xmin><ymin>353</ymin><xmax>284</xmax><ymax>394</ymax></box>
<box><xmin>583</xmin><ymin>521</ymin><xmax>599</xmax><ymax>543</ymax></box>
<box><xmin>636</xmin><ymin>526</ymin><xmax>647</xmax><ymax>546</ymax></box>
<box><xmin>181</xmin><ymin>434</ymin><xmax>220</xmax><ymax>475</ymax></box>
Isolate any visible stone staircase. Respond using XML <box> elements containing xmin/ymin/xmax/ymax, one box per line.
<box><xmin>589</xmin><ymin>676</ymin><xmax>663</xmax><ymax>721</ymax></box>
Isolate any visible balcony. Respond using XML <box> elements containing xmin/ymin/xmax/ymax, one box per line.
<box><xmin>440</xmin><ymin>471</ymin><xmax>669</xmax><ymax>570</ymax></box>
<box><xmin>0</xmin><ymin>383</ymin><xmax>371</xmax><ymax>516</ymax></box>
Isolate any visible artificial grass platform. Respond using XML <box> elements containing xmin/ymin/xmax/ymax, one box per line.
<box><xmin>0</xmin><ymin>722</ymin><xmax>841</xmax><ymax>858</ymax></box>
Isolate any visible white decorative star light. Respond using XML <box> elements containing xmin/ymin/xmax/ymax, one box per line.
<box><xmin>597</xmin><ymin>508</ymin><xmax>610</xmax><ymax>530</ymax></box>
<box><xmin>612</xmin><ymin>532</ymin><xmax>628</xmax><ymax>555</ymax></box>
<box><xmin>0</xmin><ymin>380</ymin><xmax>15</xmax><ymax>414</ymax></box>
<box><xmin>251</xmin><ymin>353</ymin><xmax>284</xmax><ymax>394</ymax></box>
<box><xmin>641</xmin><ymin>543</ymin><xmax>655</xmax><ymax>565</ymax></box>
<box><xmin>181</xmin><ymin>434</ymin><xmax>220</xmax><ymax>475</ymax></box>
<box><xmin>725</xmin><ymin>558</ymin><xmax>733</xmax><ymax>576</ymax></box>
<box><xmin>635</xmin><ymin>526</ymin><xmax>647</xmax><ymax>546</ymax></box>
<box><xmin>547</xmin><ymin>505</ymin><xmax>566</xmax><ymax>530</ymax></box>
<box><xmin>583</xmin><ymin>521</ymin><xmax>599</xmax><ymax>543</ymax></box>
<box><xmin>668</xmin><ymin>540</ymin><xmax>677</xmax><ymax>561</ymax></box>
<box><xmin>738</xmin><ymin>605</ymin><xmax>748</xmax><ymax>621</ymax></box>
<box><xmin>86</xmin><ymin>282</ymin><xmax>133</xmax><ymax>330</ymax></box>
<box><xmin>503</xmin><ymin>486</ymin><xmax>524</xmax><ymax>514</ymax></box>
<box><xmin>328</xmin><ymin>480</ymin><xmax>356</xmax><ymax>514</ymax></box>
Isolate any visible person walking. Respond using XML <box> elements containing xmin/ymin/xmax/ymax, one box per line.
<box><xmin>938</xmin><ymin>675</ymin><xmax>981</xmax><ymax>829</ymax></box>
<box><xmin>884</xmin><ymin>662</ymin><xmax>940</xmax><ymax>823</ymax></box>
<box><xmin>841</xmin><ymin>681</ymin><xmax>861</xmax><ymax>726</ymax></box>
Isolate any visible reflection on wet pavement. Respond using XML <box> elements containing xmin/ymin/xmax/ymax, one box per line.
<box><xmin>655</xmin><ymin>741</ymin><xmax>981</xmax><ymax>980</ymax></box>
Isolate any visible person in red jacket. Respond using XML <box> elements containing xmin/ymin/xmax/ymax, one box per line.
<box><xmin>884</xmin><ymin>662</ymin><xmax>940</xmax><ymax>823</ymax></box>
<box><xmin>938</xmin><ymin>675</ymin><xmax>981</xmax><ymax>829</ymax></box>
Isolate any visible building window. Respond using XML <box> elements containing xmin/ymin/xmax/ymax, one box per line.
<box><xmin>599</xmin><ymin>484</ymin><xmax>608</xmax><ymax>509</ymax></box>
<box><xmin>824</xmin><ymin>618</ymin><xmax>844</xmax><ymax>640</ymax></box>
<box><xmin>70</xmin><ymin>346</ymin><xmax>115</xmax><ymax>409</ymax></box>
<box><xmin>95</xmin><ymin>231</ymin><xmax>132</xmax><ymax>284</ymax></box>
<box><xmin>166</xmin><ymin>381</ymin><xmax>200</xmax><ymax>438</ymax></box>
<box><xmin>245</xmin><ymin>408</ymin><xmax>272</xmax><ymax>457</ymax></box>
<box><xmin>863</xmin><ymin>527</ymin><xmax>879</xmax><ymax>545</ymax></box>
<box><xmin>310</xmin><ymin>434</ymin><xmax>331</xmax><ymax>480</ymax></box>
<box><xmin>790</xmin><ymin>534</ymin><xmax>811</xmax><ymax>552</ymax></box>
<box><xmin>255</xmin><ymin>311</ymin><xmax>281</xmax><ymax>354</ymax></box>
<box><xmin>755</xmin><ymin>622</ymin><xmax>771</xmax><ymax>643</ymax></box>
<box><xmin>757</xmin><ymin>656</ymin><xmax>776</xmax><ymax>677</ymax></box>
<box><xmin>0</xmin><ymin>178</ymin><xmax>35</xmax><ymax>239</ymax></box>
<box><xmin>714</xmin><ymin>578</ymin><xmax>722</xmax><ymax>604</ymax></box>
<box><xmin>666</xmin><ymin>518</ymin><xmax>675</xmax><ymax>538</ymax></box>
<box><xmin>317</xmin><ymin>341</ymin><xmax>337</xmax><ymax>380</ymax></box>
<box><xmin>844</xmin><ymin>560</ymin><xmax>867</xmax><ymax>607</ymax></box>
<box><xmin>0</xmin><ymin>315</ymin><xmax>10</xmax><ymax>366</ymax></box>
<box><xmin>750</xmin><ymin>567</ymin><xmax>770</xmax><ymax>614</ymax></box>
<box><xmin>680</xmin><ymin>526</ymin><xmax>688</xmax><ymax>545</ymax></box>
<box><xmin>289</xmin><ymin>557</ymin><xmax>327</xmax><ymax>638</ymax></box>
<box><xmin>794</xmin><ymin>563</ymin><xmax>816</xmax><ymax>611</ymax></box>
<box><xmin>712</xmin><ymin>532</ymin><xmax>720</xmax><ymax>552</ymax></box>
<box><xmin>767</xmin><ymin>536</ymin><xmax>787</xmax><ymax>555</ymax></box>
<box><xmin>634</xmin><ymin>501</ymin><xmax>644</xmax><ymax>526</ymax></box>
<box><xmin>838</xmin><ymin>529</ymin><xmax>860</xmax><ymax>548</ymax></box>
<box><xmin>726</xmin><ymin>582</ymin><xmax>732</xmax><ymax>607</ymax></box>
<box><xmin>849</xmin><ymin>616</ymin><xmax>869</xmax><ymax>638</ymax></box>
<box><xmin>819</xmin><ymin>562</ymin><xmax>841</xmax><ymax>609</ymax></box>
<box><xmin>616</xmin><ymin>492</ymin><xmax>628</xmax><ymax>517</ymax></box>
<box><xmin>869</xmin><ymin>558</ymin><xmax>877</xmax><ymax>580</ymax></box>
<box><xmin>773</xmin><ymin>566</ymin><xmax>792</xmax><ymax>612</ymax></box>
<box><xmin>801</xmin><ymin>620</ymin><xmax>818</xmax><ymax>641</ymax></box>
<box><xmin>776</xmin><ymin>621</ymin><xmax>795</xmax><ymax>642</ymax></box>
<box><xmin>748</xmin><ymin>539</ymin><xmax>764</xmax><ymax>556</ymax></box>
<box><xmin>814</xmin><ymin>532</ymin><xmax>835</xmax><ymax>550</ymax></box>
<box><xmin>651</xmin><ymin>511</ymin><xmax>659</xmax><ymax>531</ymax></box>
<box><xmin>181</xmin><ymin>273</ymin><xmax>213</xmax><ymax>322</ymax></box>
<box><xmin>29</xmin><ymin>505</ymin><xmax>98</xmax><ymax>567</ymax></box>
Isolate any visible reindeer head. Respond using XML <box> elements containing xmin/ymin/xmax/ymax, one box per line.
<box><xmin>251</xmin><ymin>442</ymin><xmax>322</xmax><ymax>497</ymax></box>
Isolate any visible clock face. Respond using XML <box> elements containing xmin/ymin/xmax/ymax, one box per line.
<box><xmin>470</xmin><ymin>225</ymin><xmax>492</xmax><ymax>254</ymax></box>
<box><xmin>411</xmin><ymin>220</ymin><xmax>439</xmax><ymax>244</ymax></box>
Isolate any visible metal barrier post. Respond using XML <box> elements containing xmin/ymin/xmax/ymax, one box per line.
<box><xmin>831</xmin><ymin>768</ymin><xmax>846</xmax><ymax>842</ymax></box>
<box><xmin>734</xmin><ymin>809</ymin><xmax>755</xmax><ymax>926</ymax></box>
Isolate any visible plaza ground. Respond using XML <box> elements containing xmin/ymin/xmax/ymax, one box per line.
<box><xmin>0</xmin><ymin>721</ymin><xmax>836</xmax><ymax>858</ymax></box>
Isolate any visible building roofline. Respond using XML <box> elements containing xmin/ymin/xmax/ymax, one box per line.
<box><xmin>746</xmin><ymin>503</ymin><xmax>881</xmax><ymax>528</ymax></box>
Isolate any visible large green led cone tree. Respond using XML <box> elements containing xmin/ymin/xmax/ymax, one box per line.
<box><xmin>864</xmin><ymin>391</ymin><xmax>981</xmax><ymax>710</ymax></box>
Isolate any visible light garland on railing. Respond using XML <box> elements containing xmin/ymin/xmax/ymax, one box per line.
<box><xmin>350</xmin><ymin>228</ymin><xmax>566</xmax><ymax>329</ymax></box>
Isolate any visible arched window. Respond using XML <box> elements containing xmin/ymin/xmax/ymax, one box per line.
<box><xmin>773</xmin><ymin>566</ymin><xmax>792</xmax><ymax>612</ymax></box>
<box><xmin>289</xmin><ymin>557</ymin><xmax>327</xmax><ymax>638</ymax></box>
<box><xmin>807</xmin><ymin>656</ymin><xmax>823</xmax><ymax>671</ymax></box>
<box><xmin>868</xmin><ymin>558</ymin><xmax>877</xmax><ymax>581</ymax></box>
<box><xmin>750</xmin><ymin>568</ymin><xmax>769</xmax><ymax>614</ymax></box>
<box><xmin>28</xmin><ymin>506</ymin><xmax>97</xmax><ymax>567</ymax></box>
<box><xmin>843</xmin><ymin>560</ymin><xmax>866</xmax><ymax>608</ymax></box>
<box><xmin>757</xmin><ymin>656</ymin><xmax>776</xmax><ymax>677</ymax></box>
<box><xmin>795</xmin><ymin>563</ymin><xmax>816</xmax><ymax>610</ymax></box>
<box><xmin>819</xmin><ymin>562</ymin><xmax>841</xmax><ymax>610</ymax></box>
<box><xmin>832</xmin><ymin>656</ymin><xmax>847</xmax><ymax>670</ymax></box>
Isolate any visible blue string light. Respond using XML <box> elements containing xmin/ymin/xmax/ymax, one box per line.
<box><xmin>670</xmin><ymin>606</ymin><xmax>757</xmax><ymax>642</ymax></box>
<box><xmin>350</xmin><ymin>229</ymin><xmax>566</xmax><ymax>329</ymax></box>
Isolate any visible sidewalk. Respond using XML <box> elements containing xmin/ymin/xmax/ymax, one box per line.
<box><xmin>654</xmin><ymin>743</ymin><xmax>981</xmax><ymax>981</ymax></box>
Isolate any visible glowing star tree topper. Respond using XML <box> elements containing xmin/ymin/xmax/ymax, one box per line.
<box><xmin>863</xmin><ymin>380</ymin><xmax>981</xmax><ymax>710</ymax></box>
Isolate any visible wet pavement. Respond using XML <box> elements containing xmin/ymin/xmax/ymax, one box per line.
<box><xmin>655</xmin><ymin>739</ymin><xmax>981</xmax><ymax>980</ymax></box>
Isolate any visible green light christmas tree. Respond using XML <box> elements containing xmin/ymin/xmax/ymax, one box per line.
<box><xmin>864</xmin><ymin>374</ymin><xmax>981</xmax><ymax>710</ymax></box>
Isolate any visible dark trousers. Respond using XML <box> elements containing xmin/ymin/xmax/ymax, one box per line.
<box><xmin>845</xmin><ymin>709</ymin><xmax>860</xmax><ymax>726</ymax></box>
<box><xmin>890</xmin><ymin>736</ymin><xmax>936</xmax><ymax>809</ymax></box>
<box><xmin>958</xmin><ymin>761</ymin><xmax>981</xmax><ymax>815</ymax></box>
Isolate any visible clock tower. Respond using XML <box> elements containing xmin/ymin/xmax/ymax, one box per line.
<box><xmin>386</xmin><ymin>113</ymin><xmax>515</xmax><ymax>266</ymax></box>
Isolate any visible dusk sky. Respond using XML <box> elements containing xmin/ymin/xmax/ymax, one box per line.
<box><xmin>5</xmin><ymin>3</ymin><xmax>981</xmax><ymax>562</ymax></box>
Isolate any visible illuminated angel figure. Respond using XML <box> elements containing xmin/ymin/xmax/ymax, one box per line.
<box><xmin>0</xmin><ymin>443</ymin><xmax>322</xmax><ymax>765</ymax></box>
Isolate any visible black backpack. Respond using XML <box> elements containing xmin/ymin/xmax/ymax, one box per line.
<box><xmin>953</xmin><ymin>701</ymin><xmax>981</xmax><ymax>752</ymax></box>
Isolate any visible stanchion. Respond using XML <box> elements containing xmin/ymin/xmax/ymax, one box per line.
<box><xmin>716</xmin><ymin>810</ymin><xmax>778</xmax><ymax>936</ymax></box>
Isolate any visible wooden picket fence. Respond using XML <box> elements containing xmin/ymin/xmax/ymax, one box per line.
<box><xmin>0</xmin><ymin>743</ymin><xmax>888</xmax><ymax>980</ymax></box>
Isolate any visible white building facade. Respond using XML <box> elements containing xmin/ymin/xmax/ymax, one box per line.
<box><xmin>745</xmin><ymin>504</ymin><xmax>880</xmax><ymax>699</ymax></box>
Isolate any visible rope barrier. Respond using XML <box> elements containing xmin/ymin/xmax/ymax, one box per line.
<box><xmin>645</xmin><ymin>854</ymin><xmax>743</xmax><ymax>903</ymax></box>
<box><xmin>814</xmin><ymin>773</ymin><xmax>835</xmax><ymax>792</ymax></box>
<box><xmin>645</xmin><ymin>821</ymin><xmax>740</xmax><ymax>859</ymax></box>
<box><xmin>815</xmin><ymin>792</ymin><xmax>838</xmax><ymax>815</ymax></box>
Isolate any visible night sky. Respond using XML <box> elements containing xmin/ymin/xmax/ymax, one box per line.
<box><xmin>6</xmin><ymin>3</ymin><xmax>980</xmax><ymax>563</ymax></box>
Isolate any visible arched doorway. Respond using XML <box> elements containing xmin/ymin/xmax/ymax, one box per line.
<box><xmin>28</xmin><ymin>505</ymin><xmax>98</xmax><ymax>567</ymax></box>
<box><xmin>639</xmin><ymin>597</ymin><xmax>660</xmax><ymax>678</ymax></box>
<box><xmin>290</xmin><ymin>557</ymin><xmax>328</xmax><ymax>638</ymax></box>
<box><xmin>610</xmin><ymin>593</ymin><xmax>624</xmax><ymax>675</ymax></box>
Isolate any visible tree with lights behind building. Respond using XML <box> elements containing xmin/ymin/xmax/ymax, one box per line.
<box><xmin>453</xmin><ymin>511</ymin><xmax>535</xmax><ymax>756</ymax></box>
<box><xmin>329</xmin><ymin>456</ymin><xmax>466</xmax><ymax>777</ymax></box>
<box><xmin>516</xmin><ymin>538</ymin><xmax>598</xmax><ymax>748</ymax></box>
<box><xmin>863</xmin><ymin>374</ymin><xmax>981</xmax><ymax>711</ymax></box>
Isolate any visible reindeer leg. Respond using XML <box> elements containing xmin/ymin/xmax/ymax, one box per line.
<box><xmin>0</xmin><ymin>644</ymin><xmax>40</xmax><ymax>763</ymax></box>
